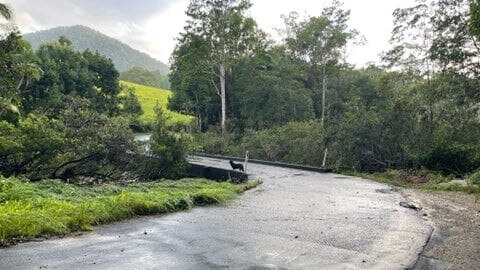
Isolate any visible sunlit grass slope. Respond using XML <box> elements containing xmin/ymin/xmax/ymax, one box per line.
<box><xmin>121</xmin><ymin>81</ymin><xmax>192</xmax><ymax>125</ymax></box>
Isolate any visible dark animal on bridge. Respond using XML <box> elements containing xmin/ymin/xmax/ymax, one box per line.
<box><xmin>229</xmin><ymin>160</ymin><xmax>244</xmax><ymax>172</ymax></box>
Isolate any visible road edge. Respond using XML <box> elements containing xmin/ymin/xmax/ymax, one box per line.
<box><xmin>191</xmin><ymin>152</ymin><xmax>333</xmax><ymax>173</ymax></box>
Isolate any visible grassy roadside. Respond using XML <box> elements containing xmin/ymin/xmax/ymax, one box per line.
<box><xmin>0</xmin><ymin>176</ymin><xmax>261</xmax><ymax>246</ymax></box>
<box><xmin>347</xmin><ymin>169</ymin><xmax>480</xmax><ymax>198</ymax></box>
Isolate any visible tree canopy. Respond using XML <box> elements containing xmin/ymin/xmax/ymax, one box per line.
<box><xmin>21</xmin><ymin>36</ymin><xmax>121</xmax><ymax>116</ymax></box>
<box><xmin>2</xmin><ymin>0</ymin><xmax>480</xmax><ymax>179</ymax></box>
<box><xmin>174</xmin><ymin>0</ymin><xmax>265</xmax><ymax>136</ymax></box>
<box><xmin>169</xmin><ymin>0</ymin><xmax>480</xmax><ymax>175</ymax></box>
<box><xmin>0</xmin><ymin>14</ymin><xmax>187</xmax><ymax>182</ymax></box>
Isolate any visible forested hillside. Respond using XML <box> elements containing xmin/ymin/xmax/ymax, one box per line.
<box><xmin>24</xmin><ymin>25</ymin><xmax>169</xmax><ymax>73</ymax></box>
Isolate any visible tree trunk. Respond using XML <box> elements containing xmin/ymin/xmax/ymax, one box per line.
<box><xmin>321</xmin><ymin>63</ymin><xmax>326</xmax><ymax>126</ymax></box>
<box><xmin>194</xmin><ymin>93</ymin><xmax>202</xmax><ymax>132</ymax></box>
<box><xmin>220</xmin><ymin>63</ymin><xmax>226</xmax><ymax>137</ymax></box>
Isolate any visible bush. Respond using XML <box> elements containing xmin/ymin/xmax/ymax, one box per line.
<box><xmin>468</xmin><ymin>171</ymin><xmax>480</xmax><ymax>185</ymax></box>
<box><xmin>193</xmin><ymin>127</ymin><xmax>236</xmax><ymax>155</ymax></box>
<box><xmin>0</xmin><ymin>115</ymin><xmax>65</xmax><ymax>179</ymax></box>
<box><xmin>54</xmin><ymin>102</ymin><xmax>140</xmax><ymax>181</ymax></box>
<box><xmin>230</xmin><ymin>120</ymin><xmax>325</xmax><ymax>166</ymax></box>
<box><xmin>417</xmin><ymin>143</ymin><xmax>480</xmax><ymax>175</ymax></box>
<box><xmin>144</xmin><ymin>105</ymin><xmax>191</xmax><ymax>179</ymax></box>
<box><xmin>0</xmin><ymin>102</ymin><xmax>143</xmax><ymax>181</ymax></box>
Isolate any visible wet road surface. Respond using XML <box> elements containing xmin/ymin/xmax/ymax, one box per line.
<box><xmin>0</xmin><ymin>156</ymin><xmax>431</xmax><ymax>269</ymax></box>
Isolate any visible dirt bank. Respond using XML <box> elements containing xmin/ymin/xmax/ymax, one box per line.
<box><xmin>402</xmin><ymin>189</ymin><xmax>480</xmax><ymax>270</ymax></box>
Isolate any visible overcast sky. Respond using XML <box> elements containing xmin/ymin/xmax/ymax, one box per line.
<box><xmin>5</xmin><ymin>0</ymin><xmax>416</xmax><ymax>67</ymax></box>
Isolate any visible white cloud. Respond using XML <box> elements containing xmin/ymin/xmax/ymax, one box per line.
<box><xmin>13</xmin><ymin>11</ymin><xmax>38</xmax><ymax>32</ymax></box>
<box><xmin>138</xmin><ymin>0</ymin><xmax>189</xmax><ymax>63</ymax></box>
<box><xmin>249</xmin><ymin>0</ymin><xmax>418</xmax><ymax>67</ymax></box>
<box><xmin>5</xmin><ymin>0</ymin><xmax>419</xmax><ymax>66</ymax></box>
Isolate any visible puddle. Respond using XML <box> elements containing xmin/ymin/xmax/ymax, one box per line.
<box><xmin>375</xmin><ymin>188</ymin><xmax>394</xmax><ymax>194</ymax></box>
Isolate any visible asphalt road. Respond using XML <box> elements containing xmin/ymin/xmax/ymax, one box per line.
<box><xmin>0</xmin><ymin>156</ymin><xmax>432</xmax><ymax>270</ymax></box>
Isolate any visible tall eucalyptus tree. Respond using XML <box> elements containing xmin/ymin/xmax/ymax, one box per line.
<box><xmin>179</xmin><ymin>0</ymin><xmax>263</xmax><ymax>136</ymax></box>
<box><xmin>284</xmin><ymin>1</ymin><xmax>359</xmax><ymax>124</ymax></box>
<box><xmin>384</xmin><ymin>0</ymin><xmax>480</xmax><ymax>76</ymax></box>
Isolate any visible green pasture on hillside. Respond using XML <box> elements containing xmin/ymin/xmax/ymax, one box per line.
<box><xmin>121</xmin><ymin>81</ymin><xmax>192</xmax><ymax>125</ymax></box>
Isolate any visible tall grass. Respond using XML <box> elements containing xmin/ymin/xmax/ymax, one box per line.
<box><xmin>0</xmin><ymin>176</ymin><xmax>261</xmax><ymax>245</ymax></box>
<box><xmin>121</xmin><ymin>81</ymin><xmax>192</xmax><ymax>125</ymax></box>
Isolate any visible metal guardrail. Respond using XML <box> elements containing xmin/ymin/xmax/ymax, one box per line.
<box><xmin>191</xmin><ymin>153</ymin><xmax>332</xmax><ymax>173</ymax></box>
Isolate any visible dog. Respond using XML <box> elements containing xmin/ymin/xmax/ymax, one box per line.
<box><xmin>229</xmin><ymin>160</ymin><xmax>244</xmax><ymax>172</ymax></box>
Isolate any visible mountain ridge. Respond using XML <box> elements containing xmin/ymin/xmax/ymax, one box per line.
<box><xmin>23</xmin><ymin>25</ymin><xmax>169</xmax><ymax>74</ymax></box>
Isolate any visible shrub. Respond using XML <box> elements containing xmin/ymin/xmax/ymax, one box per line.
<box><xmin>0</xmin><ymin>115</ymin><xmax>65</xmax><ymax>179</ymax></box>
<box><xmin>417</xmin><ymin>143</ymin><xmax>479</xmax><ymax>175</ymax></box>
<box><xmin>193</xmin><ymin>127</ymin><xmax>236</xmax><ymax>155</ymax></box>
<box><xmin>144</xmin><ymin>105</ymin><xmax>191</xmax><ymax>179</ymax></box>
<box><xmin>468</xmin><ymin>171</ymin><xmax>480</xmax><ymax>185</ymax></box>
<box><xmin>0</xmin><ymin>103</ymin><xmax>143</xmax><ymax>181</ymax></box>
<box><xmin>232</xmin><ymin>120</ymin><xmax>325</xmax><ymax>166</ymax></box>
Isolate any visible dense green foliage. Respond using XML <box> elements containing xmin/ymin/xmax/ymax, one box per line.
<box><xmin>469</xmin><ymin>0</ymin><xmax>480</xmax><ymax>37</ymax></box>
<box><xmin>3</xmin><ymin>0</ymin><xmax>480</xmax><ymax>180</ymax></box>
<box><xmin>468</xmin><ymin>171</ymin><xmax>480</xmax><ymax>185</ymax></box>
<box><xmin>0</xmin><ymin>19</ymin><xmax>188</xmax><ymax>181</ymax></box>
<box><xmin>0</xmin><ymin>102</ymin><xmax>149</xmax><ymax>181</ymax></box>
<box><xmin>173</xmin><ymin>0</ymin><xmax>266</xmax><ymax>135</ymax></box>
<box><xmin>284</xmin><ymin>2</ymin><xmax>360</xmax><ymax>123</ymax></box>
<box><xmin>0</xmin><ymin>176</ymin><xmax>262</xmax><ymax>245</ymax></box>
<box><xmin>23</xmin><ymin>25</ymin><xmax>169</xmax><ymax>73</ymax></box>
<box><xmin>169</xmin><ymin>34</ymin><xmax>219</xmax><ymax>131</ymax></box>
<box><xmin>170</xmin><ymin>0</ymin><xmax>480</xmax><ymax>176</ymax></box>
<box><xmin>140</xmin><ymin>105</ymin><xmax>191</xmax><ymax>179</ymax></box>
<box><xmin>236</xmin><ymin>120</ymin><xmax>324</xmax><ymax>166</ymax></box>
<box><xmin>22</xmin><ymin>37</ymin><xmax>121</xmax><ymax>116</ymax></box>
<box><xmin>229</xmin><ymin>48</ymin><xmax>315</xmax><ymax>130</ymax></box>
<box><xmin>0</xmin><ymin>30</ymin><xmax>39</xmax><ymax>121</ymax></box>
<box><xmin>120</xmin><ymin>66</ymin><xmax>170</xmax><ymax>89</ymax></box>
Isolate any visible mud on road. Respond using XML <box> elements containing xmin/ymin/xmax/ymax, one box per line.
<box><xmin>403</xmin><ymin>189</ymin><xmax>480</xmax><ymax>270</ymax></box>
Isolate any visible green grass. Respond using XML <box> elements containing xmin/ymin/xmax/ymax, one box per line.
<box><xmin>0</xmin><ymin>176</ymin><xmax>261</xmax><ymax>246</ymax></box>
<box><xmin>467</xmin><ymin>171</ymin><xmax>480</xmax><ymax>185</ymax></box>
<box><xmin>121</xmin><ymin>81</ymin><xmax>193</xmax><ymax>125</ymax></box>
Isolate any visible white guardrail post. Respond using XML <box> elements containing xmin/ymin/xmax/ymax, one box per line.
<box><xmin>244</xmin><ymin>150</ymin><xmax>249</xmax><ymax>174</ymax></box>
